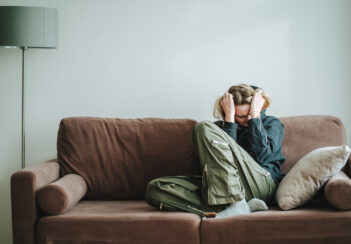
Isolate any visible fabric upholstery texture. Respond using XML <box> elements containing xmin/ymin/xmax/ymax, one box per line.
<box><xmin>279</xmin><ymin>115</ymin><xmax>346</xmax><ymax>174</ymax></box>
<box><xmin>201</xmin><ymin>202</ymin><xmax>351</xmax><ymax>244</ymax></box>
<box><xmin>57</xmin><ymin>117</ymin><xmax>200</xmax><ymax>200</ymax></box>
<box><xmin>325</xmin><ymin>170</ymin><xmax>351</xmax><ymax>210</ymax></box>
<box><xmin>37</xmin><ymin>201</ymin><xmax>201</xmax><ymax>244</ymax></box>
<box><xmin>37</xmin><ymin>174</ymin><xmax>87</xmax><ymax>215</ymax></box>
<box><xmin>275</xmin><ymin>145</ymin><xmax>351</xmax><ymax>210</ymax></box>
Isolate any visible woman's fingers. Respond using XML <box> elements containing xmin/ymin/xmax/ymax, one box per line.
<box><xmin>253</xmin><ymin>91</ymin><xmax>264</xmax><ymax>103</ymax></box>
<box><xmin>250</xmin><ymin>90</ymin><xmax>265</xmax><ymax>116</ymax></box>
<box><xmin>221</xmin><ymin>92</ymin><xmax>235</xmax><ymax>116</ymax></box>
<box><xmin>223</xmin><ymin>92</ymin><xmax>232</xmax><ymax>97</ymax></box>
<box><xmin>221</xmin><ymin>92</ymin><xmax>232</xmax><ymax>104</ymax></box>
<box><xmin>253</xmin><ymin>90</ymin><xmax>262</xmax><ymax>98</ymax></box>
<box><xmin>221</xmin><ymin>93</ymin><xmax>229</xmax><ymax>104</ymax></box>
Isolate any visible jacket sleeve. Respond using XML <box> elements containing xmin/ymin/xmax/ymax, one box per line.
<box><xmin>214</xmin><ymin>120</ymin><xmax>238</xmax><ymax>141</ymax></box>
<box><xmin>246</xmin><ymin>117</ymin><xmax>284</xmax><ymax>165</ymax></box>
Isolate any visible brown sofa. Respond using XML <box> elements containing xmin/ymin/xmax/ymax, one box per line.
<box><xmin>11</xmin><ymin>115</ymin><xmax>351</xmax><ymax>244</ymax></box>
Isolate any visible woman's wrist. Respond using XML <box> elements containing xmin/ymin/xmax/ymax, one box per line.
<box><xmin>248</xmin><ymin>112</ymin><xmax>260</xmax><ymax>120</ymax></box>
<box><xmin>225</xmin><ymin>114</ymin><xmax>235</xmax><ymax>123</ymax></box>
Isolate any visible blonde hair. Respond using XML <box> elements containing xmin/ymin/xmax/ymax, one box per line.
<box><xmin>213</xmin><ymin>84</ymin><xmax>271</xmax><ymax>119</ymax></box>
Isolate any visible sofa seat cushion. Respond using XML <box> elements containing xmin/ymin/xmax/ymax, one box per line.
<box><xmin>37</xmin><ymin>201</ymin><xmax>200</xmax><ymax>244</ymax></box>
<box><xmin>201</xmin><ymin>205</ymin><xmax>351</xmax><ymax>244</ymax></box>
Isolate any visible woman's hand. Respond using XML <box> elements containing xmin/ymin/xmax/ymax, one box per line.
<box><xmin>220</xmin><ymin>92</ymin><xmax>235</xmax><ymax>123</ymax></box>
<box><xmin>248</xmin><ymin>90</ymin><xmax>265</xmax><ymax>119</ymax></box>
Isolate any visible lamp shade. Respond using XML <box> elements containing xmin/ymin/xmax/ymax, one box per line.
<box><xmin>0</xmin><ymin>6</ymin><xmax>58</xmax><ymax>48</ymax></box>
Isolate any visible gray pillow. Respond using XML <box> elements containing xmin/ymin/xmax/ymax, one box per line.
<box><xmin>275</xmin><ymin>145</ymin><xmax>351</xmax><ymax>210</ymax></box>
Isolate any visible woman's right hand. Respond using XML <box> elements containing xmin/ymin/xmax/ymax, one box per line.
<box><xmin>220</xmin><ymin>92</ymin><xmax>235</xmax><ymax>123</ymax></box>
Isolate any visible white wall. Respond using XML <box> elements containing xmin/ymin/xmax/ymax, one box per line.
<box><xmin>1</xmin><ymin>0</ymin><xmax>350</xmax><ymax>243</ymax></box>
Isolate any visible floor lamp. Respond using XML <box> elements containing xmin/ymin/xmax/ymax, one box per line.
<box><xmin>0</xmin><ymin>6</ymin><xmax>58</xmax><ymax>169</ymax></box>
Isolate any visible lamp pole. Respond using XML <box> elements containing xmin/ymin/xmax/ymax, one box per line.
<box><xmin>21</xmin><ymin>46</ymin><xmax>27</xmax><ymax>168</ymax></box>
<box><xmin>0</xmin><ymin>6</ymin><xmax>58</xmax><ymax>169</ymax></box>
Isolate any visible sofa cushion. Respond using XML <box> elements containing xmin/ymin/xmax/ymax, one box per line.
<box><xmin>201</xmin><ymin>203</ymin><xmax>351</xmax><ymax>244</ymax></box>
<box><xmin>57</xmin><ymin>117</ymin><xmax>200</xmax><ymax>199</ymax></box>
<box><xmin>279</xmin><ymin>115</ymin><xmax>346</xmax><ymax>174</ymax></box>
<box><xmin>275</xmin><ymin>145</ymin><xmax>350</xmax><ymax>210</ymax></box>
<box><xmin>325</xmin><ymin>170</ymin><xmax>351</xmax><ymax>210</ymax></box>
<box><xmin>37</xmin><ymin>200</ymin><xmax>200</xmax><ymax>244</ymax></box>
<box><xmin>37</xmin><ymin>174</ymin><xmax>87</xmax><ymax>215</ymax></box>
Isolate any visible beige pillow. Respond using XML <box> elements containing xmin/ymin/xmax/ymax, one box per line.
<box><xmin>275</xmin><ymin>145</ymin><xmax>351</xmax><ymax>210</ymax></box>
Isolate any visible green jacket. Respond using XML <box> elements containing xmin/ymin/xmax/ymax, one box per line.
<box><xmin>214</xmin><ymin>109</ymin><xmax>286</xmax><ymax>184</ymax></box>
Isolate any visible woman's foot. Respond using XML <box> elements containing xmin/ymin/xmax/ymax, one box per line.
<box><xmin>215</xmin><ymin>198</ymin><xmax>268</xmax><ymax>218</ymax></box>
<box><xmin>247</xmin><ymin>198</ymin><xmax>268</xmax><ymax>211</ymax></box>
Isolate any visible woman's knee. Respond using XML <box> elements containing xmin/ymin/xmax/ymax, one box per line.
<box><xmin>194</xmin><ymin>121</ymin><xmax>212</xmax><ymax>131</ymax></box>
<box><xmin>193</xmin><ymin>121</ymin><xmax>231</xmax><ymax>146</ymax></box>
<box><xmin>193</xmin><ymin>121</ymin><xmax>215</xmax><ymax>138</ymax></box>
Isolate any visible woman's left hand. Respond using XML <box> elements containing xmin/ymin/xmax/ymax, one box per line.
<box><xmin>249</xmin><ymin>90</ymin><xmax>265</xmax><ymax>119</ymax></box>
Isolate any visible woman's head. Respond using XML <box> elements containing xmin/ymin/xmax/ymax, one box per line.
<box><xmin>213</xmin><ymin>84</ymin><xmax>271</xmax><ymax>125</ymax></box>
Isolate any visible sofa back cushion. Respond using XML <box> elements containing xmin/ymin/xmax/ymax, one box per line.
<box><xmin>57</xmin><ymin>117</ymin><xmax>200</xmax><ymax>200</ymax></box>
<box><xmin>279</xmin><ymin>115</ymin><xmax>346</xmax><ymax>174</ymax></box>
<box><xmin>57</xmin><ymin>115</ymin><xmax>347</xmax><ymax>199</ymax></box>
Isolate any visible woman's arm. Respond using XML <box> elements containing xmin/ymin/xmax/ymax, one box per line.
<box><xmin>245</xmin><ymin>89</ymin><xmax>284</xmax><ymax>164</ymax></box>
<box><xmin>220</xmin><ymin>92</ymin><xmax>238</xmax><ymax>141</ymax></box>
<box><xmin>246</xmin><ymin>117</ymin><xmax>285</xmax><ymax>165</ymax></box>
<box><xmin>219</xmin><ymin>121</ymin><xmax>238</xmax><ymax>141</ymax></box>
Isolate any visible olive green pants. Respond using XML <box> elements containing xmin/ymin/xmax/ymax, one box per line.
<box><xmin>145</xmin><ymin>121</ymin><xmax>276</xmax><ymax>217</ymax></box>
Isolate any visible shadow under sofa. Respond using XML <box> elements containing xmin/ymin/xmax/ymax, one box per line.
<box><xmin>11</xmin><ymin>115</ymin><xmax>351</xmax><ymax>244</ymax></box>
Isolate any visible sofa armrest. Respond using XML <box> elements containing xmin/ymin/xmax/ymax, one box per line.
<box><xmin>11</xmin><ymin>159</ymin><xmax>60</xmax><ymax>244</ymax></box>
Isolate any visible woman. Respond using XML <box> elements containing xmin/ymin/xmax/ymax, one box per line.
<box><xmin>145</xmin><ymin>84</ymin><xmax>286</xmax><ymax>218</ymax></box>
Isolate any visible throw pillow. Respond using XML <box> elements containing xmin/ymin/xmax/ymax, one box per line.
<box><xmin>37</xmin><ymin>174</ymin><xmax>87</xmax><ymax>215</ymax></box>
<box><xmin>275</xmin><ymin>145</ymin><xmax>351</xmax><ymax>210</ymax></box>
<box><xmin>324</xmin><ymin>170</ymin><xmax>351</xmax><ymax>210</ymax></box>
